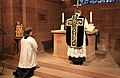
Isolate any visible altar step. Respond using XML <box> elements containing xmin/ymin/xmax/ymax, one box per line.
<box><xmin>2</xmin><ymin>59</ymin><xmax>93</xmax><ymax>78</ymax></box>
<box><xmin>35</xmin><ymin>66</ymin><xmax>92</xmax><ymax>78</ymax></box>
<box><xmin>2</xmin><ymin>59</ymin><xmax>120</xmax><ymax>78</ymax></box>
<box><xmin>36</xmin><ymin>60</ymin><xmax>120</xmax><ymax>78</ymax></box>
<box><xmin>2</xmin><ymin>59</ymin><xmax>92</xmax><ymax>78</ymax></box>
<box><xmin>2</xmin><ymin>51</ymin><xmax>120</xmax><ymax>78</ymax></box>
<box><xmin>35</xmin><ymin>51</ymin><xmax>120</xmax><ymax>78</ymax></box>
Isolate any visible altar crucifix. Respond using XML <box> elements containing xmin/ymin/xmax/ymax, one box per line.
<box><xmin>73</xmin><ymin>0</ymin><xmax>82</xmax><ymax>8</ymax></box>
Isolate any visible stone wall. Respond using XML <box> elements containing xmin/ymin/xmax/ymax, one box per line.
<box><xmin>0</xmin><ymin>0</ymin><xmax>15</xmax><ymax>56</ymax></box>
<box><xmin>0</xmin><ymin>0</ymin><xmax>64</xmax><ymax>59</ymax></box>
<box><xmin>26</xmin><ymin>0</ymin><xmax>64</xmax><ymax>51</ymax></box>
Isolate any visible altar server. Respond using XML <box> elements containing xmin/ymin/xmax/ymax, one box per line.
<box><xmin>13</xmin><ymin>27</ymin><xmax>38</xmax><ymax>78</ymax></box>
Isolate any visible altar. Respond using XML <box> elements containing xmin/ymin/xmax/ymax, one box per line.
<box><xmin>51</xmin><ymin>29</ymin><xmax>98</xmax><ymax>62</ymax></box>
<box><xmin>51</xmin><ymin>30</ymin><xmax>67</xmax><ymax>58</ymax></box>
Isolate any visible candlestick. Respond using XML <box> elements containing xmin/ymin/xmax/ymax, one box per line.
<box><xmin>90</xmin><ymin>11</ymin><xmax>92</xmax><ymax>23</ymax></box>
<box><xmin>62</xmin><ymin>13</ymin><xmax>64</xmax><ymax>23</ymax></box>
<box><xmin>60</xmin><ymin>24</ymin><xmax>64</xmax><ymax>30</ymax></box>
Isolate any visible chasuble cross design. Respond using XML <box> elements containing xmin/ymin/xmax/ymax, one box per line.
<box><xmin>66</xmin><ymin>14</ymin><xmax>85</xmax><ymax>48</ymax></box>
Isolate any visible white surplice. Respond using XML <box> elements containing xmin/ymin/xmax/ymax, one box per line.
<box><xmin>18</xmin><ymin>36</ymin><xmax>38</xmax><ymax>68</ymax></box>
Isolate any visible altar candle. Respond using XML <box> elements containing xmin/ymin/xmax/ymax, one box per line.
<box><xmin>62</xmin><ymin>13</ymin><xmax>64</xmax><ymax>23</ymax></box>
<box><xmin>90</xmin><ymin>11</ymin><xmax>92</xmax><ymax>23</ymax></box>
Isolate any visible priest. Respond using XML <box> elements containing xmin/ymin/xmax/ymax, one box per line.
<box><xmin>66</xmin><ymin>9</ymin><xmax>89</xmax><ymax>65</ymax></box>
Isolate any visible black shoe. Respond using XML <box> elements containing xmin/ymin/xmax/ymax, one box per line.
<box><xmin>82</xmin><ymin>57</ymin><xmax>86</xmax><ymax>62</ymax></box>
<box><xmin>68</xmin><ymin>56</ymin><xmax>72</xmax><ymax>60</ymax></box>
<box><xmin>13</xmin><ymin>72</ymin><xmax>19</xmax><ymax>77</ymax></box>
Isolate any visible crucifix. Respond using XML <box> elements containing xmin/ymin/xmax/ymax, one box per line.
<box><xmin>73</xmin><ymin>0</ymin><xmax>82</xmax><ymax>8</ymax></box>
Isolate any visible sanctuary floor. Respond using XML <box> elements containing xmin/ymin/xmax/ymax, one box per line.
<box><xmin>1</xmin><ymin>49</ymin><xmax>120</xmax><ymax>78</ymax></box>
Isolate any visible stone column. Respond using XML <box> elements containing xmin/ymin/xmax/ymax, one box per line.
<box><xmin>22</xmin><ymin>0</ymin><xmax>27</xmax><ymax>27</ymax></box>
<box><xmin>2</xmin><ymin>0</ymin><xmax>15</xmax><ymax>58</ymax></box>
